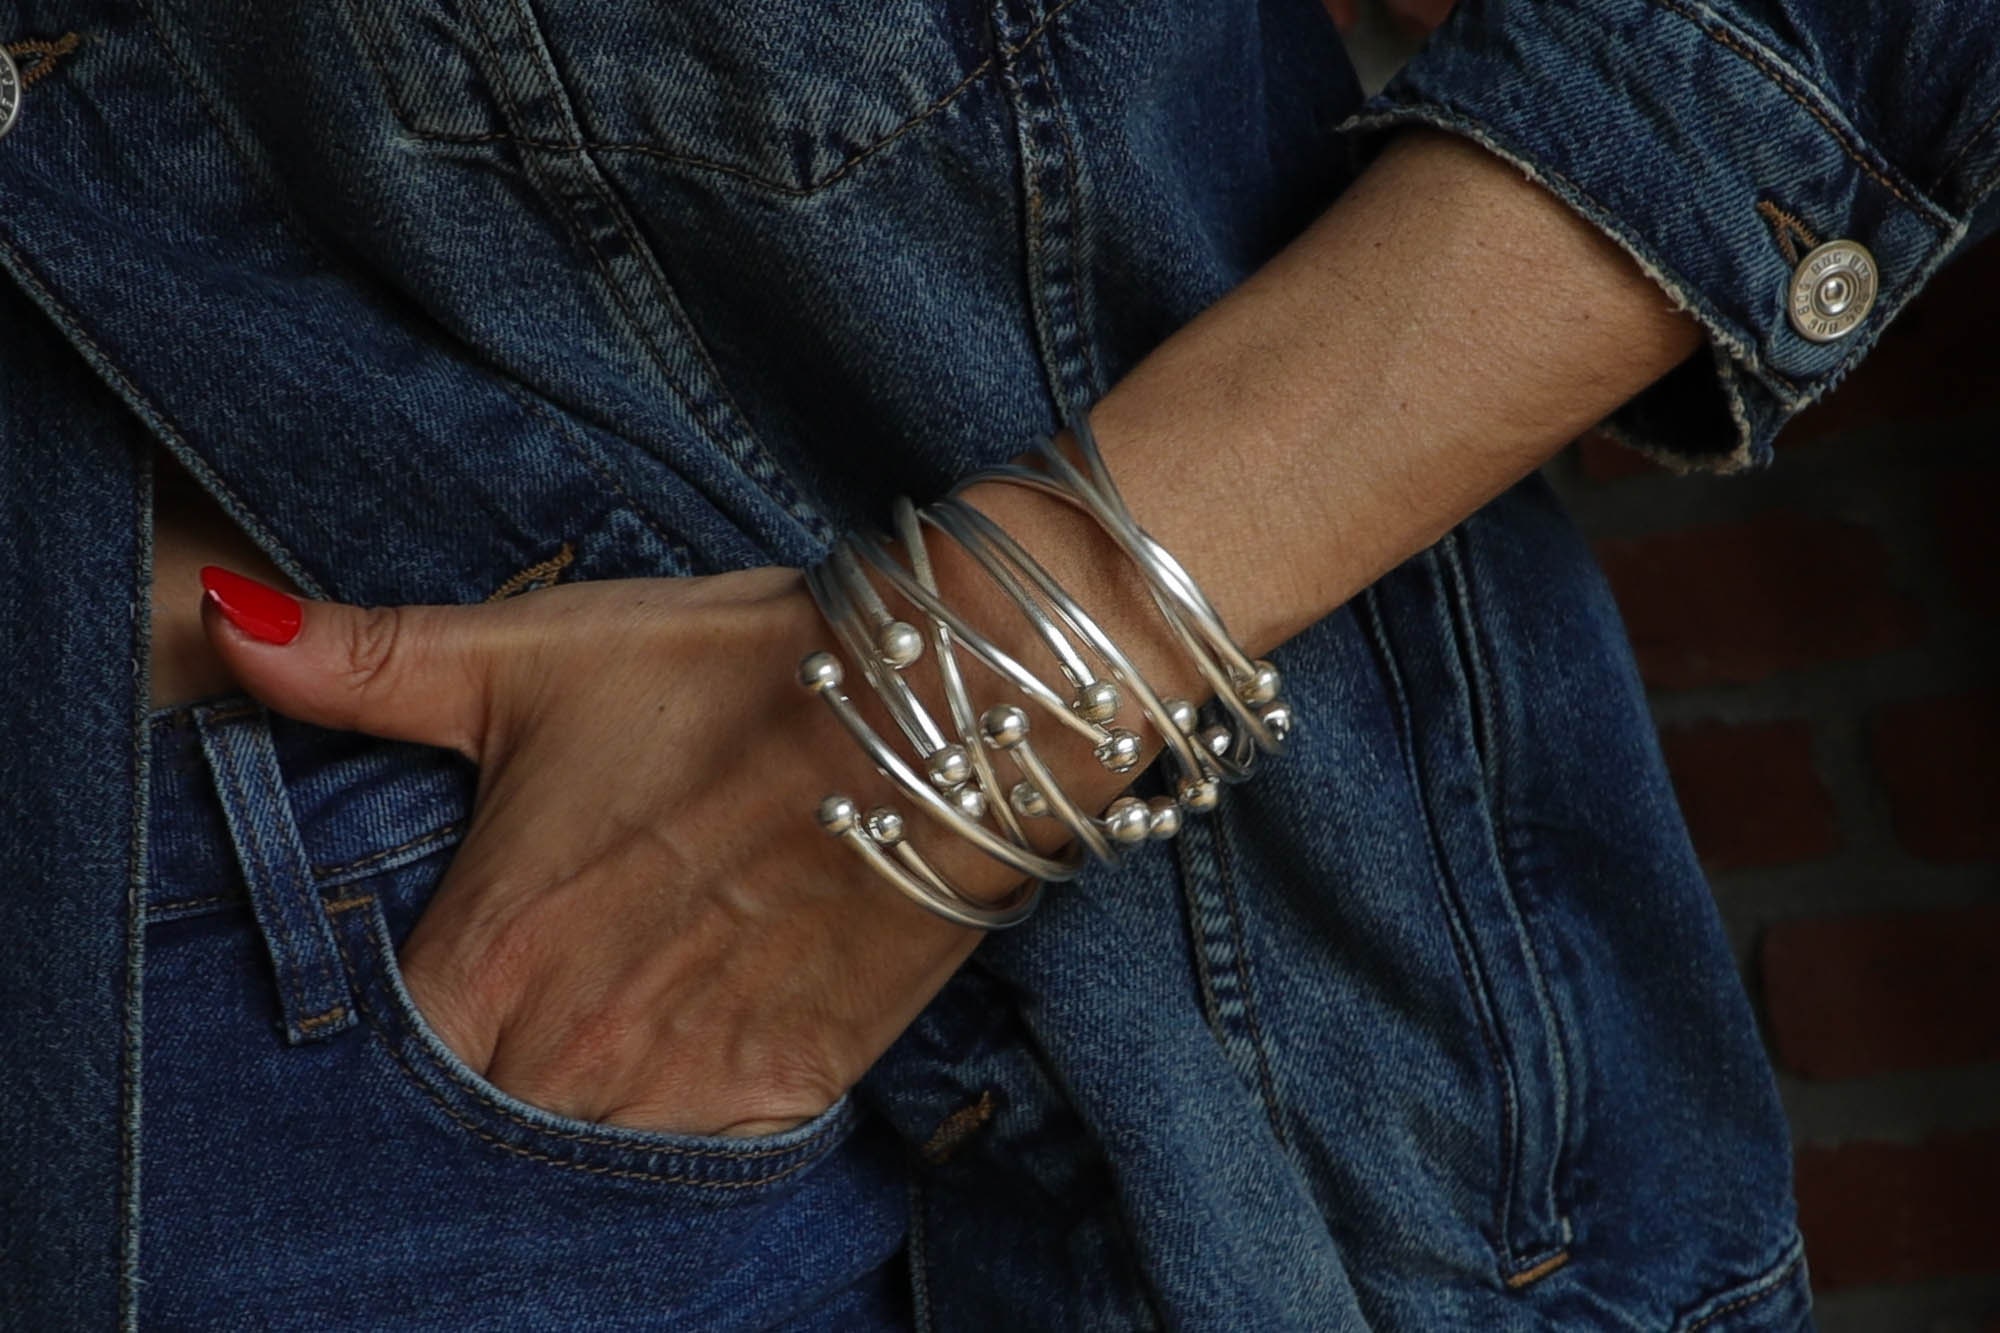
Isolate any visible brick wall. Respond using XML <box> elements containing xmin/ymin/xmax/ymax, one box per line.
<box><xmin>1548</xmin><ymin>237</ymin><xmax>2000</xmax><ymax>1332</ymax></box>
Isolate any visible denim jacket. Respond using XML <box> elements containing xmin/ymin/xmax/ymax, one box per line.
<box><xmin>2</xmin><ymin>0</ymin><xmax>1994</xmax><ymax>1328</ymax></box>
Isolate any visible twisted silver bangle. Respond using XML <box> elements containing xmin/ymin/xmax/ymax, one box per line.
<box><xmin>923</xmin><ymin>498</ymin><xmax>1217</xmax><ymax>817</ymax></box>
<box><xmin>893</xmin><ymin>498</ymin><xmax>1034</xmax><ymax>851</ymax></box>
<box><xmin>811</xmin><ymin>794</ymin><xmax>1039</xmax><ymax>931</ymax></box>
<box><xmin>844</xmin><ymin>532</ymin><xmax>1109</xmax><ymax>749</ymax></box>
<box><xmin>798</xmin><ymin>402</ymin><xmax>1295</xmax><ymax>929</ymax></box>
<box><xmin>800</xmin><ymin>565</ymin><xmax>1079</xmax><ymax>887</ymax></box>
<box><xmin>965</xmin><ymin>415</ymin><xmax>1290</xmax><ymax>771</ymax></box>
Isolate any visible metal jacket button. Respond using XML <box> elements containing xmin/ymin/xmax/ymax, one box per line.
<box><xmin>0</xmin><ymin>48</ymin><xmax>20</xmax><ymax>140</ymax></box>
<box><xmin>1787</xmin><ymin>238</ymin><xmax>1877</xmax><ymax>342</ymax></box>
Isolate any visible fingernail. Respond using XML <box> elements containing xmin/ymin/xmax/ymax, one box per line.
<box><xmin>200</xmin><ymin>565</ymin><xmax>303</xmax><ymax>645</ymax></box>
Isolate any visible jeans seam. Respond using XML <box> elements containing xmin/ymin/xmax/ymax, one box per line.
<box><xmin>149</xmin><ymin>892</ymin><xmax>242</xmax><ymax>916</ymax></box>
<box><xmin>312</xmin><ymin>820</ymin><xmax>465</xmax><ymax>881</ymax></box>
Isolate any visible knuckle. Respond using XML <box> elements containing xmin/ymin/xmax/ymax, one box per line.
<box><xmin>739</xmin><ymin>1042</ymin><xmax>848</xmax><ymax>1120</ymax></box>
<box><xmin>341</xmin><ymin>604</ymin><xmax>409</xmax><ymax>700</ymax></box>
<box><xmin>552</xmin><ymin>1004</ymin><xmax>646</xmax><ymax>1079</ymax></box>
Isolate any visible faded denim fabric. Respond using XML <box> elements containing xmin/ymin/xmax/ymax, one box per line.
<box><xmin>1340</xmin><ymin>0</ymin><xmax>2000</xmax><ymax>472</ymax></box>
<box><xmin>6</xmin><ymin>0</ymin><xmax>1985</xmax><ymax>1327</ymax></box>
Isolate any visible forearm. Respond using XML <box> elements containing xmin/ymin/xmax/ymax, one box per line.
<box><xmin>944</xmin><ymin>127</ymin><xmax>1703</xmax><ymax>706</ymax></box>
<box><xmin>891</xmin><ymin>127</ymin><xmax>1703</xmax><ymax>899</ymax></box>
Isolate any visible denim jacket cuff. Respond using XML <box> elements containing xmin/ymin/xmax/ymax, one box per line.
<box><xmin>1331</xmin><ymin>0</ymin><xmax>1972</xmax><ymax>473</ymax></box>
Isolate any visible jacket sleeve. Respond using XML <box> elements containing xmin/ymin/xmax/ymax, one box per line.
<box><xmin>1333</xmin><ymin>0</ymin><xmax>2000</xmax><ymax>471</ymax></box>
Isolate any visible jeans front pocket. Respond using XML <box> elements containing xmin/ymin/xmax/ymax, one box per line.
<box><xmin>322</xmin><ymin>868</ymin><xmax>863</xmax><ymax>1193</ymax></box>
<box><xmin>140</xmin><ymin>705</ymin><xmax>911</xmax><ymax>1330</ymax></box>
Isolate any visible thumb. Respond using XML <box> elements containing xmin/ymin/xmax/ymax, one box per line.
<box><xmin>199</xmin><ymin>565</ymin><xmax>495</xmax><ymax>759</ymax></box>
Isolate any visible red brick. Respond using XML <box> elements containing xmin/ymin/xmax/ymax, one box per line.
<box><xmin>1574</xmin><ymin>428</ymin><xmax>1660</xmax><ymax>482</ymax></box>
<box><xmin>1594</xmin><ymin>511</ymin><xmax>1925</xmax><ymax>690</ymax></box>
<box><xmin>1660</xmin><ymin>720</ymin><xmax>1838</xmax><ymax>869</ymax></box>
<box><xmin>1762</xmin><ymin>904</ymin><xmax>2000</xmax><ymax>1080</ymax></box>
<box><xmin>1936</xmin><ymin>469</ymin><xmax>2000</xmax><ymax>621</ymax></box>
<box><xmin>1871</xmin><ymin>691</ymin><xmax>2000</xmax><ymax>862</ymax></box>
<box><xmin>1796</xmin><ymin>1129</ymin><xmax>2000</xmax><ymax>1290</ymax></box>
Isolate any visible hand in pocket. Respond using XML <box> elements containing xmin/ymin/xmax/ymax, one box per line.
<box><xmin>199</xmin><ymin>564</ymin><xmax>989</xmax><ymax>1136</ymax></box>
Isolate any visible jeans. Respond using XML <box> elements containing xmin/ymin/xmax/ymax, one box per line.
<box><xmin>142</xmin><ymin>697</ymin><xmax>912</xmax><ymax>1329</ymax></box>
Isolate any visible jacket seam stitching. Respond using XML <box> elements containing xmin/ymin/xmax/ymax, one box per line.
<box><xmin>136</xmin><ymin>0</ymin><xmax>716</xmax><ymax>579</ymax></box>
<box><xmin>496</xmin><ymin>0</ymin><xmax>747</xmax><ymax>419</ymax></box>
<box><xmin>352</xmin><ymin>0</ymin><xmax>1087</xmax><ymax>198</ymax></box>
<box><xmin>119</xmin><ymin>453</ymin><xmax>150</xmax><ymax>1333</ymax></box>
<box><xmin>1209</xmin><ymin>812</ymin><xmax>1291</xmax><ymax>1149</ymax></box>
<box><xmin>0</xmin><ymin>233</ymin><xmax>323</xmax><ymax>597</ymax></box>
<box><xmin>1973</xmin><ymin>151</ymin><xmax>2000</xmax><ymax>207</ymax></box>
<box><xmin>1172</xmin><ymin>833</ymin><xmax>1229</xmax><ymax>1039</ymax></box>
<box><xmin>1677</xmin><ymin>1240</ymin><xmax>1807</xmax><ymax>1332</ymax></box>
<box><xmin>1030</xmin><ymin>36</ymin><xmax>1103</xmax><ymax>404</ymax></box>
<box><xmin>1439</xmin><ymin>535</ymin><xmax>1575</xmax><ymax>1240</ymax></box>
<box><xmin>467</xmin><ymin>0</ymin><xmax>827</xmax><ymax>543</ymax></box>
<box><xmin>1935</xmin><ymin>97</ymin><xmax>2000</xmax><ymax>191</ymax></box>
<box><xmin>1170</xmin><ymin>818</ymin><xmax>1288</xmax><ymax>1149</ymax></box>
<box><xmin>1356</xmin><ymin>589</ymin><xmax>1543</xmax><ymax>1271</ymax></box>
<box><xmin>1650</xmin><ymin>0</ymin><xmax>1949</xmax><ymax>228</ymax></box>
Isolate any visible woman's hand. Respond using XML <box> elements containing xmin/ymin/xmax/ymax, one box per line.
<box><xmin>200</xmin><ymin>564</ymin><xmax>993</xmax><ymax>1136</ymax></box>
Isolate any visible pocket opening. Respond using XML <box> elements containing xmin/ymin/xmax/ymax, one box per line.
<box><xmin>322</xmin><ymin>887</ymin><xmax>862</xmax><ymax>1190</ymax></box>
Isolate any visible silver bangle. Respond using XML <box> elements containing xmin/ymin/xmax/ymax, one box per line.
<box><xmin>798</xmin><ymin>403</ymin><xmax>1294</xmax><ymax>929</ymax></box>
<box><xmin>813</xmin><ymin>795</ymin><xmax>1039</xmax><ymax>931</ymax></box>
<box><xmin>893</xmin><ymin>498</ymin><xmax>1034</xmax><ymax>852</ymax></box>
<box><xmin>844</xmin><ymin>532</ymin><xmax>1109</xmax><ymax>749</ymax></box>
<box><xmin>965</xmin><ymin>415</ymin><xmax>1290</xmax><ymax>770</ymax></box>
<box><xmin>800</xmin><ymin>567</ymin><xmax>1080</xmax><ymax>886</ymax></box>
<box><xmin>923</xmin><ymin>498</ymin><xmax>1217</xmax><ymax>814</ymax></box>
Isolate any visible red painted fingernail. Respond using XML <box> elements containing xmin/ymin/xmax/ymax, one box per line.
<box><xmin>200</xmin><ymin>565</ymin><xmax>303</xmax><ymax>645</ymax></box>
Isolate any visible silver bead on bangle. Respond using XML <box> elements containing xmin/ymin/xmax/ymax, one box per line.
<box><xmin>797</xmin><ymin>402</ymin><xmax>1298</xmax><ymax>930</ymax></box>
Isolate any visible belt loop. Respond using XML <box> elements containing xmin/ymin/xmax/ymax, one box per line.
<box><xmin>193</xmin><ymin>700</ymin><xmax>357</xmax><ymax>1045</ymax></box>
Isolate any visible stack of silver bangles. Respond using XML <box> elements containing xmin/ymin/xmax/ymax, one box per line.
<box><xmin>795</xmin><ymin>408</ymin><xmax>1294</xmax><ymax>930</ymax></box>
